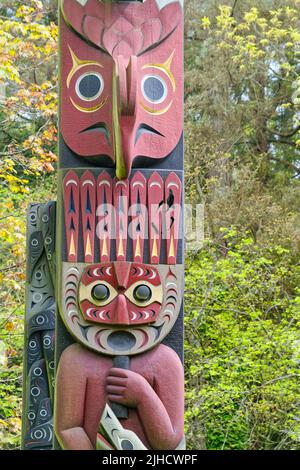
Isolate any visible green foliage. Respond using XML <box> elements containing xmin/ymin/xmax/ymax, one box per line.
<box><xmin>0</xmin><ymin>0</ymin><xmax>58</xmax><ymax>194</ymax></box>
<box><xmin>185</xmin><ymin>232</ymin><xmax>300</xmax><ymax>449</ymax></box>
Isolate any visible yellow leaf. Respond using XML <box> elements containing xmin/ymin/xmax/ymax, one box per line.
<box><xmin>5</xmin><ymin>321</ymin><xmax>15</xmax><ymax>332</ymax></box>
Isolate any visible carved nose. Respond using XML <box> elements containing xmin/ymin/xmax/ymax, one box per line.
<box><xmin>112</xmin><ymin>293</ymin><xmax>130</xmax><ymax>325</ymax></box>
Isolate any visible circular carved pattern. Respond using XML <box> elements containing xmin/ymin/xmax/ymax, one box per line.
<box><xmin>133</xmin><ymin>284</ymin><xmax>152</xmax><ymax>303</ymax></box>
<box><xmin>33</xmin><ymin>367</ymin><xmax>42</xmax><ymax>377</ymax></box>
<box><xmin>141</xmin><ymin>74</ymin><xmax>167</xmax><ymax>104</ymax></box>
<box><xmin>31</xmin><ymin>386</ymin><xmax>40</xmax><ymax>397</ymax></box>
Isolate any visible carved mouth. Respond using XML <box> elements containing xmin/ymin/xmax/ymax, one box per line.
<box><xmin>80</xmin><ymin>122</ymin><xmax>110</xmax><ymax>144</ymax></box>
<box><xmin>135</xmin><ymin>124</ymin><xmax>164</xmax><ymax>144</ymax></box>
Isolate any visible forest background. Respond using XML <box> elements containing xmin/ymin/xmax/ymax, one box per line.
<box><xmin>0</xmin><ymin>0</ymin><xmax>300</xmax><ymax>450</ymax></box>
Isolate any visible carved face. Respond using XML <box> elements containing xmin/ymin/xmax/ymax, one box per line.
<box><xmin>62</xmin><ymin>261</ymin><xmax>182</xmax><ymax>355</ymax></box>
<box><xmin>78</xmin><ymin>262</ymin><xmax>163</xmax><ymax>325</ymax></box>
<box><xmin>60</xmin><ymin>0</ymin><xmax>183</xmax><ymax>178</ymax></box>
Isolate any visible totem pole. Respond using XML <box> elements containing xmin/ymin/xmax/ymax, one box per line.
<box><xmin>22</xmin><ymin>0</ymin><xmax>184</xmax><ymax>450</ymax></box>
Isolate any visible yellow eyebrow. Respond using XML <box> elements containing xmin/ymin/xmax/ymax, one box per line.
<box><xmin>70</xmin><ymin>96</ymin><xmax>108</xmax><ymax>113</ymax></box>
<box><xmin>66</xmin><ymin>46</ymin><xmax>103</xmax><ymax>88</ymax></box>
<box><xmin>142</xmin><ymin>50</ymin><xmax>176</xmax><ymax>92</ymax></box>
<box><xmin>139</xmin><ymin>100</ymin><xmax>173</xmax><ymax>115</ymax></box>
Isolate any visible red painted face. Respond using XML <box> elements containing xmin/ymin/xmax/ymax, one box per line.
<box><xmin>60</xmin><ymin>0</ymin><xmax>183</xmax><ymax>177</ymax></box>
<box><xmin>78</xmin><ymin>262</ymin><xmax>163</xmax><ymax>325</ymax></box>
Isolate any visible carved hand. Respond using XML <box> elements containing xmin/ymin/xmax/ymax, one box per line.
<box><xmin>106</xmin><ymin>367</ymin><xmax>151</xmax><ymax>408</ymax></box>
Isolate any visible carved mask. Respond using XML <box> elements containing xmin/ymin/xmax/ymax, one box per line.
<box><xmin>62</xmin><ymin>261</ymin><xmax>182</xmax><ymax>355</ymax></box>
<box><xmin>78</xmin><ymin>262</ymin><xmax>163</xmax><ymax>325</ymax></box>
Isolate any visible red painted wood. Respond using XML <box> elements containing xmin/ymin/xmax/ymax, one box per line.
<box><xmin>55</xmin><ymin>343</ymin><xmax>184</xmax><ymax>450</ymax></box>
<box><xmin>113</xmin><ymin>178</ymin><xmax>129</xmax><ymax>261</ymax></box>
<box><xmin>63</xmin><ymin>170</ymin><xmax>80</xmax><ymax>262</ymax></box>
<box><xmin>130</xmin><ymin>172</ymin><xmax>147</xmax><ymax>263</ymax></box>
<box><xmin>165</xmin><ymin>172</ymin><xmax>181</xmax><ymax>265</ymax></box>
<box><xmin>148</xmin><ymin>172</ymin><xmax>164</xmax><ymax>265</ymax></box>
<box><xmin>97</xmin><ymin>171</ymin><xmax>113</xmax><ymax>263</ymax></box>
<box><xmin>62</xmin><ymin>0</ymin><xmax>181</xmax><ymax>56</ymax></box>
<box><xmin>60</xmin><ymin>0</ymin><xmax>183</xmax><ymax>178</ymax></box>
<box><xmin>80</xmin><ymin>170</ymin><xmax>96</xmax><ymax>263</ymax></box>
<box><xmin>79</xmin><ymin>261</ymin><xmax>162</xmax><ymax>326</ymax></box>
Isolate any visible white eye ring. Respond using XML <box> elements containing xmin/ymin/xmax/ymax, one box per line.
<box><xmin>75</xmin><ymin>72</ymin><xmax>104</xmax><ymax>101</ymax></box>
<box><xmin>141</xmin><ymin>74</ymin><xmax>168</xmax><ymax>104</ymax></box>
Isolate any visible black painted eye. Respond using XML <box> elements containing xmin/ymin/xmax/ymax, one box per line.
<box><xmin>133</xmin><ymin>285</ymin><xmax>152</xmax><ymax>302</ymax></box>
<box><xmin>76</xmin><ymin>72</ymin><xmax>104</xmax><ymax>101</ymax></box>
<box><xmin>92</xmin><ymin>283</ymin><xmax>110</xmax><ymax>301</ymax></box>
<box><xmin>141</xmin><ymin>75</ymin><xmax>167</xmax><ymax>104</ymax></box>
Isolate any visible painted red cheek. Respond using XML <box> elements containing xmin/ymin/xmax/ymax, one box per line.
<box><xmin>126</xmin><ymin>300</ymin><xmax>160</xmax><ymax>324</ymax></box>
<box><xmin>129</xmin><ymin>265</ymin><xmax>162</xmax><ymax>287</ymax></box>
<box><xmin>80</xmin><ymin>299</ymin><xmax>113</xmax><ymax>323</ymax></box>
<box><xmin>81</xmin><ymin>263</ymin><xmax>118</xmax><ymax>290</ymax></box>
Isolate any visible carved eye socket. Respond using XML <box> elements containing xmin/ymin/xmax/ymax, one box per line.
<box><xmin>92</xmin><ymin>283</ymin><xmax>110</xmax><ymax>302</ymax></box>
<box><xmin>141</xmin><ymin>75</ymin><xmax>167</xmax><ymax>104</ymax></box>
<box><xmin>133</xmin><ymin>285</ymin><xmax>152</xmax><ymax>303</ymax></box>
<box><xmin>75</xmin><ymin>72</ymin><xmax>104</xmax><ymax>101</ymax></box>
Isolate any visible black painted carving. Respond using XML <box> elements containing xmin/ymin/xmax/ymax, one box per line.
<box><xmin>22</xmin><ymin>203</ymin><xmax>56</xmax><ymax>450</ymax></box>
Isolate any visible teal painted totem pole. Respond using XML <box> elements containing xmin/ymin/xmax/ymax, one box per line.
<box><xmin>22</xmin><ymin>0</ymin><xmax>184</xmax><ymax>450</ymax></box>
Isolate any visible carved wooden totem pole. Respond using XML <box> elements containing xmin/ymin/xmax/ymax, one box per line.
<box><xmin>22</xmin><ymin>0</ymin><xmax>184</xmax><ymax>450</ymax></box>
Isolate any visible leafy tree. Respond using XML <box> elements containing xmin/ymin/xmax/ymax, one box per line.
<box><xmin>0</xmin><ymin>0</ymin><xmax>57</xmax><ymax>194</ymax></box>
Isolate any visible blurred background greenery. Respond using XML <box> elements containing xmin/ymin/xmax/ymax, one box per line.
<box><xmin>0</xmin><ymin>0</ymin><xmax>300</xmax><ymax>449</ymax></box>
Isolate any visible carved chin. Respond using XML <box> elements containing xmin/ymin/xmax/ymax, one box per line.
<box><xmin>61</xmin><ymin>263</ymin><xmax>182</xmax><ymax>356</ymax></box>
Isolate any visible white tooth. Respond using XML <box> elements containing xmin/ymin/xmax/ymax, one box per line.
<box><xmin>99</xmin><ymin>310</ymin><xmax>105</xmax><ymax>320</ymax></box>
<box><xmin>86</xmin><ymin>308</ymin><xmax>94</xmax><ymax>318</ymax></box>
<box><xmin>148</xmin><ymin>269</ymin><xmax>156</xmax><ymax>280</ymax></box>
<box><xmin>143</xmin><ymin>311</ymin><xmax>150</xmax><ymax>320</ymax></box>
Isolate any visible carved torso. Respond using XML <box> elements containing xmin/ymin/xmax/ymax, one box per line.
<box><xmin>56</xmin><ymin>343</ymin><xmax>184</xmax><ymax>450</ymax></box>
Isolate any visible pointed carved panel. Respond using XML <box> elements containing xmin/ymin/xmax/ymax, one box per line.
<box><xmin>130</xmin><ymin>172</ymin><xmax>147</xmax><ymax>263</ymax></box>
<box><xmin>114</xmin><ymin>179</ymin><xmax>129</xmax><ymax>261</ymax></box>
<box><xmin>80</xmin><ymin>170</ymin><xmax>96</xmax><ymax>263</ymax></box>
<box><xmin>97</xmin><ymin>171</ymin><xmax>113</xmax><ymax>262</ymax></box>
<box><xmin>148</xmin><ymin>172</ymin><xmax>164</xmax><ymax>264</ymax></box>
<box><xmin>165</xmin><ymin>172</ymin><xmax>182</xmax><ymax>265</ymax></box>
